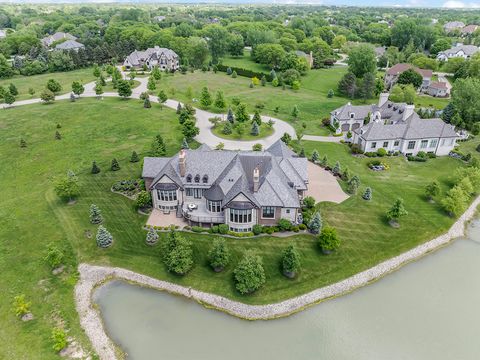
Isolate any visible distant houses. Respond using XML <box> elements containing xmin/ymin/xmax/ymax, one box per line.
<box><xmin>54</xmin><ymin>40</ymin><xmax>85</xmax><ymax>52</ymax></box>
<box><xmin>41</xmin><ymin>32</ymin><xmax>76</xmax><ymax>47</ymax></box>
<box><xmin>384</xmin><ymin>63</ymin><xmax>432</xmax><ymax>91</ymax></box>
<box><xmin>443</xmin><ymin>21</ymin><xmax>465</xmax><ymax>33</ymax></box>
<box><xmin>426</xmin><ymin>82</ymin><xmax>449</xmax><ymax>97</ymax></box>
<box><xmin>124</xmin><ymin>46</ymin><xmax>179</xmax><ymax>71</ymax></box>
<box><xmin>437</xmin><ymin>44</ymin><xmax>480</xmax><ymax>61</ymax></box>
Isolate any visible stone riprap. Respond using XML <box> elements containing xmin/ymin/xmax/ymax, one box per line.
<box><xmin>76</xmin><ymin>196</ymin><xmax>480</xmax><ymax>360</ymax></box>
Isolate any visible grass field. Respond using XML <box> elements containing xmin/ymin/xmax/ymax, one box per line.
<box><xmin>221</xmin><ymin>49</ymin><xmax>271</xmax><ymax>73</ymax></box>
<box><xmin>0</xmin><ymin>98</ymin><xmax>473</xmax><ymax>358</ymax></box>
<box><xmin>0</xmin><ymin>67</ymin><xmax>96</xmax><ymax>101</ymax></box>
<box><xmin>211</xmin><ymin>121</ymin><xmax>274</xmax><ymax>140</ymax></box>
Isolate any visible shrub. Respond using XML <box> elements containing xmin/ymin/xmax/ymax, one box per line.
<box><xmin>191</xmin><ymin>226</ymin><xmax>207</xmax><ymax>233</ymax></box>
<box><xmin>252</xmin><ymin>143</ymin><xmax>262</xmax><ymax>151</ymax></box>
<box><xmin>299</xmin><ymin>223</ymin><xmax>307</xmax><ymax>230</ymax></box>
<box><xmin>89</xmin><ymin>204</ymin><xmax>103</xmax><ymax>224</ymax></box>
<box><xmin>51</xmin><ymin>328</ymin><xmax>67</xmax><ymax>352</ymax></box>
<box><xmin>234</xmin><ymin>251</ymin><xmax>266</xmax><ymax>294</ymax></box>
<box><xmin>208</xmin><ymin>237</ymin><xmax>231</xmax><ymax>272</ymax></box>
<box><xmin>130</xmin><ymin>151</ymin><xmax>140</xmax><ymax>163</ymax></box>
<box><xmin>20</xmin><ymin>138</ymin><xmax>27</xmax><ymax>148</ymax></box>
<box><xmin>425</xmin><ymin>181</ymin><xmax>440</xmax><ymax>200</ymax></box>
<box><xmin>91</xmin><ymin>161</ymin><xmax>100</xmax><ymax>174</ymax></box>
<box><xmin>332</xmin><ymin>161</ymin><xmax>341</xmax><ymax>175</ymax></box>
<box><xmin>96</xmin><ymin>225</ymin><xmax>113</xmax><ymax>248</ymax></box>
<box><xmin>264</xmin><ymin>226</ymin><xmax>274</xmax><ymax>234</ymax></box>
<box><xmin>282</xmin><ymin>244</ymin><xmax>301</xmax><ymax>278</ymax></box>
<box><xmin>211</xmin><ymin>225</ymin><xmax>219</xmax><ymax>233</ymax></box>
<box><xmin>318</xmin><ymin>226</ymin><xmax>340</xmax><ymax>253</ymax></box>
<box><xmin>252</xmin><ymin>224</ymin><xmax>263</xmax><ymax>235</ymax></box>
<box><xmin>363</xmin><ymin>187</ymin><xmax>372</xmax><ymax>200</ymax></box>
<box><xmin>302</xmin><ymin>196</ymin><xmax>315</xmax><ymax>209</ymax></box>
<box><xmin>111</xmin><ymin>158</ymin><xmax>120</xmax><ymax>171</ymax></box>
<box><xmin>12</xmin><ymin>294</ymin><xmax>31</xmax><ymax>317</ymax></box>
<box><xmin>227</xmin><ymin>231</ymin><xmax>254</xmax><ymax>237</ymax></box>
<box><xmin>216</xmin><ymin>64</ymin><xmax>268</xmax><ymax>81</ymax></box>
<box><xmin>277</xmin><ymin>218</ymin><xmax>292</xmax><ymax>231</ymax></box>
<box><xmin>218</xmin><ymin>224</ymin><xmax>229</xmax><ymax>234</ymax></box>
<box><xmin>377</xmin><ymin>148</ymin><xmax>387</xmax><ymax>157</ymax></box>
<box><xmin>136</xmin><ymin>190</ymin><xmax>151</xmax><ymax>210</ymax></box>
<box><xmin>327</xmin><ymin>89</ymin><xmax>334</xmax><ymax>98</ymax></box>
<box><xmin>364</xmin><ymin>152</ymin><xmax>377</xmax><ymax>157</ymax></box>
<box><xmin>146</xmin><ymin>227</ymin><xmax>159</xmax><ymax>245</ymax></box>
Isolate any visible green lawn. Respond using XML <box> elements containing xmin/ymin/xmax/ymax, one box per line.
<box><xmin>221</xmin><ymin>49</ymin><xmax>271</xmax><ymax>73</ymax></box>
<box><xmin>0</xmin><ymin>67</ymin><xmax>96</xmax><ymax>101</ymax></box>
<box><xmin>414</xmin><ymin>94</ymin><xmax>450</xmax><ymax>109</ymax></box>
<box><xmin>211</xmin><ymin>122</ymin><xmax>274</xmax><ymax>141</ymax></box>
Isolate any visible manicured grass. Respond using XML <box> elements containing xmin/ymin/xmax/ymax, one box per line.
<box><xmin>0</xmin><ymin>99</ymin><xmax>471</xmax><ymax>357</ymax></box>
<box><xmin>211</xmin><ymin>122</ymin><xmax>274</xmax><ymax>141</ymax></box>
<box><xmin>0</xmin><ymin>67</ymin><xmax>96</xmax><ymax>101</ymax></box>
<box><xmin>102</xmin><ymin>79</ymin><xmax>141</xmax><ymax>93</ymax></box>
<box><xmin>221</xmin><ymin>49</ymin><xmax>271</xmax><ymax>73</ymax></box>
<box><xmin>414</xmin><ymin>94</ymin><xmax>450</xmax><ymax>109</ymax></box>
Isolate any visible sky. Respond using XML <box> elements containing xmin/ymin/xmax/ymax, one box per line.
<box><xmin>4</xmin><ymin>0</ymin><xmax>480</xmax><ymax>8</ymax></box>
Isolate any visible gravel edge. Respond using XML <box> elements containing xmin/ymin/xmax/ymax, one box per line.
<box><xmin>75</xmin><ymin>195</ymin><xmax>480</xmax><ymax>360</ymax></box>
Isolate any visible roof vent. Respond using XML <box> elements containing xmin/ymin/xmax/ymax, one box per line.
<box><xmin>388</xmin><ymin>103</ymin><xmax>392</xmax><ymax>108</ymax></box>
<box><xmin>288</xmin><ymin>181</ymin><xmax>294</xmax><ymax>188</ymax></box>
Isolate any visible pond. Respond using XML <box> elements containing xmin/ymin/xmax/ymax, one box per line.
<box><xmin>94</xmin><ymin>221</ymin><xmax>480</xmax><ymax>360</ymax></box>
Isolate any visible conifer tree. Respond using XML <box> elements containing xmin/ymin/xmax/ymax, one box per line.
<box><xmin>4</xmin><ymin>91</ymin><xmax>15</xmax><ymax>105</ymax></box>
<box><xmin>146</xmin><ymin>227</ymin><xmax>159</xmax><ymax>245</ymax></box>
<box><xmin>223</xmin><ymin>122</ymin><xmax>232</xmax><ymax>135</ymax></box>
<box><xmin>157</xmin><ymin>90</ymin><xmax>168</xmax><ymax>104</ymax></box>
<box><xmin>282</xmin><ymin>244</ymin><xmax>301</xmax><ymax>278</ymax></box>
<box><xmin>151</xmin><ymin>135</ymin><xmax>166</xmax><ymax>156</ymax></box>
<box><xmin>91</xmin><ymin>161</ymin><xmax>100</xmax><ymax>174</ymax></box>
<box><xmin>96</xmin><ymin>225</ymin><xmax>113</xmax><ymax>248</ymax></box>
<box><xmin>214</xmin><ymin>90</ymin><xmax>226</xmax><ymax>109</ymax></box>
<box><xmin>299</xmin><ymin>148</ymin><xmax>306</xmax><ymax>158</ymax></box>
<box><xmin>144</xmin><ymin>98</ymin><xmax>151</xmax><ymax>108</ymax></box>
<box><xmin>9</xmin><ymin>83</ymin><xmax>18</xmax><ymax>96</ymax></box>
<box><xmin>332</xmin><ymin>161</ymin><xmax>341</xmax><ymax>175</ymax></box>
<box><xmin>90</xmin><ymin>204</ymin><xmax>103</xmax><ymax>224</ymax></box>
<box><xmin>348</xmin><ymin>175</ymin><xmax>360</xmax><ymax>194</ymax></box>
<box><xmin>291</xmin><ymin>105</ymin><xmax>299</xmax><ymax>120</ymax></box>
<box><xmin>181</xmin><ymin>138</ymin><xmax>189</xmax><ymax>149</ymax></box>
<box><xmin>200</xmin><ymin>86</ymin><xmax>212</xmax><ymax>108</ymax></box>
<box><xmin>363</xmin><ymin>187</ymin><xmax>372</xmax><ymax>200</ymax></box>
<box><xmin>130</xmin><ymin>151</ymin><xmax>139</xmax><ymax>163</ymax></box>
<box><xmin>111</xmin><ymin>158</ymin><xmax>120</xmax><ymax>171</ymax></box>
<box><xmin>261</xmin><ymin>75</ymin><xmax>266</xmax><ymax>86</ymax></box>
<box><xmin>227</xmin><ymin>107</ymin><xmax>234</xmax><ymax>123</ymax></box>
<box><xmin>147</xmin><ymin>77</ymin><xmax>156</xmax><ymax>91</ymax></box>
<box><xmin>55</xmin><ymin>131</ymin><xmax>61</xmax><ymax>140</ymax></box>
<box><xmin>20</xmin><ymin>138</ymin><xmax>27</xmax><ymax>148</ymax></box>
<box><xmin>342</xmin><ymin>167</ymin><xmax>351</xmax><ymax>181</ymax></box>
<box><xmin>176</xmin><ymin>102</ymin><xmax>182</xmax><ymax>114</ymax></box>
<box><xmin>251</xmin><ymin>121</ymin><xmax>259</xmax><ymax>136</ymax></box>
<box><xmin>252</xmin><ymin>110</ymin><xmax>262</xmax><ymax>126</ymax></box>
<box><xmin>320</xmin><ymin>155</ymin><xmax>328</xmax><ymax>167</ymax></box>
<box><xmin>69</xmin><ymin>92</ymin><xmax>76</xmax><ymax>102</ymax></box>
<box><xmin>311</xmin><ymin>149</ymin><xmax>320</xmax><ymax>163</ymax></box>
<box><xmin>308</xmin><ymin>212</ymin><xmax>322</xmax><ymax>234</ymax></box>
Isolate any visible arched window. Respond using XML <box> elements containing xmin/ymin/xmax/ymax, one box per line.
<box><xmin>186</xmin><ymin>174</ymin><xmax>192</xmax><ymax>183</ymax></box>
<box><xmin>202</xmin><ymin>175</ymin><xmax>208</xmax><ymax>183</ymax></box>
<box><xmin>194</xmin><ymin>174</ymin><xmax>200</xmax><ymax>183</ymax></box>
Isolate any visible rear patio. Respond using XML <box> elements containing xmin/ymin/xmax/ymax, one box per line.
<box><xmin>305</xmin><ymin>162</ymin><xmax>349</xmax><ymax>204</ymax></box>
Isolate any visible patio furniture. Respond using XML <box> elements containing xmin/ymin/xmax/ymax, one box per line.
<box><xmin>188</xmin><ymin>203</ymin><xmax>197</xmax><ymax>211</ymax></box>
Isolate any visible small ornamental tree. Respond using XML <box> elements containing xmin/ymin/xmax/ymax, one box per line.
<box><xmin>147</xmin><ymin>76</ymin><xmax>156</xmax><ymax>91</ymax></box>
<box><xmin>4</xmin><ymin>91</ymin><xmax>15</xmax><ymax>105</ymax></box>
<box><xmin>332</xmin><ymin>161</ymin><xmax>341</xmax><ymax>175</ymax></box>
<box><xmin>318</xmin><ymin>226</ymin><xmax>340</xmax><ymax>254</ymax></box>
<box><xmin>311</xmin><ymin>149</ymin><xmax>320</xmax><ymax>163</ymax></box>
<box><xmin>342</xmin><ymin>167</ymin><xmax>351</xmax><ymax>181</ymax></box>
<box><xmin>181</xmin><ymin>138</ymin><xmax>189</xmax><ymax>149</ymax></box>
<box><xmin>158</xmin><ymin>90</ymin><xmax>168</xmax><ymax>104</ymax></box>
<box><xmin>144</xmin><ymin>98</ymin><xmax>151</xmax><ymax>108</ymax></box>
<box><xmin>40</xmin><ymin>89</ymin><xmax>55</xmax><ymax>103</ymax></box>
<box><xmin>386</xmin><ymin>198</ymin><xmax>408</xmax><ymax>226</ymax></box>
<box><xmin>227</xmin><ymin>107</ymin><xmax>235</xmax><ymax>123</ymax></box>
<box><xmin>251</xmin><ymin>121</ymin><xmax>259</xmax><ymax>136</ymax></box>
<box><xmin>111</xmin><ymin>158</ymin><xmax>120</xmax><ymax>171</ymax></box>
<box><xmin>299</xmin><ymin>148</ymin><xmax>306</xmax><ymax>158</ymax></box>
<box><xmin>54</xmin><ymin>171</ymin><xmax>79</xmax><ymax>202</ymax></box>
<box><xmin>231</xmin><ymin>70</ymin><xmax>237</xmax><ymax>78</ymax></box>
<box><xmin>46</xmin><ymin>79</ymin><xmax>62</xmax><ymax>93</ymax></box>
<box><xmin>20</xmin><ymin>138</ymin><xmax>27</xmax><ymax>148</ymax></box>
<box><xmin>208</xmin><ymin>237</ymin><xmax>231</xmax><ymax>272</ymax></box>
<box><xmin>235</xmin><ymin>103</ymin><xmax>249</xmax><ymax>123</ymax></box>
<box><xmin>13</xmin><ymin>294</ymin><xmax>31</xmax><ymax>317</ymax></box>
<box><xmin>223</xmin><ymin>122</ymin><xmax>232</xmax><ymax>135</ymax></box>
<box><xmin>94</xmin><ymin>83</ymin><xmax>103</xmax><ymax>98</ymax></box>
<box><xmin>182</xmin><ymin>119</ymin><xmax>200</xmax><ymax>140</ymax></box>
<box><xmin>9</xmin><ymin>83</ymin><xmax>18</xmax><ymax>96</ymax></box>
<box><xmin>117</xmin><ymin>80</ymin><xmax>132</xmax><ymax>98</ymax></box>
<box><xmin>363</xmin><ymin>187</ymin><xmax>372</xmax><ymax>200</ymax></box>
<box><xmin>272</xmin><ymin>77</ymin><xmax>279</xmax><ymax>87</ymax></box>
<box><xmin>282</xmin><ymin>244</ymin><xmax>301</xmax><ymax>278</ymax></box>
<box><xmin>425</xmin><ymin>181</ymin><xmax>440</xmax><ymax>201</ymax></box>
<box><xmin>89</xmin><ymin>204</ymin><xmax>103</xmax><ymax>224</ymax></box>
<box><xmin>136</xmin><ymin>190</ymin><xmax>152</xmax><ymax>210</ymax></box>
<box><xmin>214</xmin><ymin>90</ymin><xmax>226</xmax><ymax>109</ymax></box>
<box><xmin>91</xmin><ymin>161</ymin><xmax>100</xmax><ymax>174</ymax></box>
<box><xmin>442</xmin><ymin>186</ymin><xmax>468</xmax><ymax>217</ymax></box>
<box><xmin>130</xmin><ymin>151</ymin><xmax>139</xmax><ymax>163</ymax></box>
<box><xmin>291</xmin><ymin>105</ymin><xmax>299</xmax><ymax>120</ymax></box>
<box><xmin>146</xmin><ymin>227</ymin><xmax>159</xmax><ymax>245</ymax></box>
<box><xmin>162</xmin><ymin>231</ymin><xmax>194</xmax><ymax>275</ymax></box>
<box><xmin>200</xmin><ymin>86</ymin><xmax>212</xmax><ymax>108</ymax></box>
<box><xmin>71</xmin><ymin>81</ymin><xmax>84</xmax><ymax>96</ymax></box>
<box><xmin>320</xmin><ymin>155</ymin><xmax>328</xmax><ymax>167</ymax></box>
<box><xmin>348</xmin><ymin>175</ymin><xmax>360</xmax><ymax>194</ymax></box>
<box><xmin>96</xmin><ymin>225</ymin><xmax>113</xmax><ymax>248</ymax></box>
<box><xmin>281</xmin><ymin>132</ymin><xmax>292</xmax><ymax>145</ymax></box>
<box><xmin>176</xmin><ymin>102</ymin><xmax>182</xmax><ymax>114</ymax></box>
<box><xmin>308</xmin><ymin>211</ymin><xmax>322</xmax><ymax>234</ymax></box>
<box><xmin>234</xmin><ymin>251</ymin><xmax>266</xmax><ymax>294</ymax></box>
<box><xmin>44</xmin><ymin>243</ymin><xmax>64</xmax><ymax>269</ymax></box>
<box><xmin>252</xmin><ymin>110</ymin><xmax>262</xmax><ymax>126</ymax></box>
<box><xmin>151</xmin><ymin>134</ymin><xmax>166</xmax><ymax>156</ymax></box>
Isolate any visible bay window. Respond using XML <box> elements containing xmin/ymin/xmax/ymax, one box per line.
<box><xmin>229</xmin><ymin>209</ymin><xmax>253</xmax><ymax>223</ymax></box>
<box><xmin>157</xmin><ymin>190</ymin><xmax>177</xmax><ymax>202</ymax></box>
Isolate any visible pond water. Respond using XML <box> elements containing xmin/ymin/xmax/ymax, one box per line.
<box><xmin>94</xmin><ymin>221</ymin><xmax>480</xmax><ymax>360</ymax></box>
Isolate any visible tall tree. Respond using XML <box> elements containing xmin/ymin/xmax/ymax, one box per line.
<box><xmin>347</xmin><ymin>44</ymin><xmax>376</xmax><ymax>78</ymax></box>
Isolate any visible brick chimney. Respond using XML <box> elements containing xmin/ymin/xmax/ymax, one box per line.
<box><xmin>253</xmin><ymin>166</ymin><xmax>260</xmax><ymax>192</ymax></box>
<box><xmin>179</xmin><ymin>149</ymin><xmax>186</xmax><ymax>177</ymax></box>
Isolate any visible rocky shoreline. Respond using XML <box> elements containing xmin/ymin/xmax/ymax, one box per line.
<box><xmin>75</xmin><ymin>195</ymin><xmax>480</xmax><ymax>360</ymax></box>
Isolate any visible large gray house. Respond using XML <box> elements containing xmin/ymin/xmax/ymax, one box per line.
<box><xmin>142</xmin><ymin>141</ymin><xmax>308</xmax><ymax>231</ymax></box>
<box><xmin>331</xmin><ymin>94</ymin><xmax>459</xmax><ymax>156</ymax></box>
<box><xmin>124</xmin><ymin>46</ymin><xmax>179</xmax><ymax>71</ymax></box>
<box><xmin>41</xmin><ymin>32</ymin><xmax>76</xmax><ymax>47</ymax></box>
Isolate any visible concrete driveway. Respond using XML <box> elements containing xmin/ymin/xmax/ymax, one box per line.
<box><xmin>305</xmin><ymin>162</ymin><xmax>349</xmax><ymax>204</ymax></box>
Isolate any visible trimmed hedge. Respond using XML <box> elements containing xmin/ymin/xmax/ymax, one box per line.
<box><xmin>217</xmin><ymin>64</ymin><xmax>270</xmax><ymax>81</ymax></box>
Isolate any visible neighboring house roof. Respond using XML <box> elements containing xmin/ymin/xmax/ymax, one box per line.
<box><xmin>462</xmin><ymin>24</ymin><xmax>479</xmax><ymax>34</ymax></box>
<box><xmin>143</xmin><ymin>140</ymin><xmax>307</xmax><ymax>209</ymax></box>
<box><xmin>374</xmin><ymin>46</ymin><xmax>386</xmax><ymax>57</ymax></box>
<box><xmin>444</xmin><ymin>21</ymin><xmax>465</xmax><ymax>31</ymax></box>
<box><xmin>41</xmin><ymin>32</ymin><xmax>76</xmax><ymax>47</ymax></box>
<box><xmin>386</xmin><ymin>63</ymin><xmax>432</xmax><ymax>79</ymax></box>
<box><xmin>0</xmin><ymin>29</ymin><xmax>6</xmax><ymax>38</ymax></box>
<box><xmin>331</xmin><ymin>103</ymin><xmax>371</xmax><ymax>121</ymax></box>
<box><xmin>154</xmin><ymin>16</ymin><xmax>166</xmax><ymax>22</ymax></box>
<box><xmin>125</xmin><ymin>46</ymin><xmax>178</xmax><ymax>67</ymax></box>
<box><xmin>428</xmin><ymin>81</ymin><xmax>448</xmax><ymax>90</ymax></box>
<box><xmin>54</xmin><ymin>40</ymin><xmax>84</xmax><ymax>51</ymax></box>
<box><xmin>438</xmin><ymin>44</ymin><xmax>480</xmax><ymax>58</ymax></box>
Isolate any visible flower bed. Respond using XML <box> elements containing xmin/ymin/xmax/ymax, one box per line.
<box><xmin>111</xmin><ymin>179</ymin><xmax>145</xmax><ymax>198</ymax></box>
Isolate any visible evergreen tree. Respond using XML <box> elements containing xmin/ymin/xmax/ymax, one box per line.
<box><xmin>291</xmin><ymin>105</ymin><xmax>299</xmax><ymax>120</ymax></box>
<box><xmin>146</xmin><ymin>227</ymin><xmax>159</xmax><ymax>245</ymax></box>
<box><xmin>252</xmin><ymin>110</ymin><xmax>262</xmax><ymax>126</ymax></box>
<box><xmin>231</xmin><ymin>70</ymin><xmax>237</xmax><ymax>78</ymax></box>
<box><xmin>360</xmin><ymin>72</ymin><xmax>376</xmax><ymax>100</ymax></box>
<box><xmin>8</xmin><ymin>83</ymin><xmax>18</xmax><ymax>96</ymax></box>
<box><xmin>130</xmin><ymin>151</ymin><xmax>139</xmax><ymax>163</ymax></box>
<box><xmin>234</xmin><ymin>251</ymin><xmax>266</xmax><ymax>294</ymax></box>
<box><xmin>151</xmin><ymin>135</ymin><xmax>166</xmax><ymax>156</ymax></box>
<box><xmin>332</xmin><ymin>161</ymin><xmax>341</xmax><ymax>175</ymax></box>
<box><xmin>20</xmin><ymin>138</ymin><xmax>27</xmax><ymax>148</ymax></box>
<box><xmin>56</xmin><ymin>123</ymin><xmax>61</xmax><ymax>129</ymax></box>
<box><xmin>93</xmin><ymin>66</ymin><xmax>101</xmax><ymax>78</ymax></box>
<box><xmin>182</xmin><ymin>119</ymin><xmax>200</xmax><ymax>140</ymax></box>
<box><xmin>363</xmin><ymin>187</ymin><xmax>372</xmax><ymax>200</ymax></box>
<box><xmin>282</xmin><ymin>244</ymin><xmax>301</xmax><ymax>278</ymax></box>
<box><xmin>117</xmin><ymin>80</ymin><xmax>132</xmax><ymax>98</ymax></box>
<box><xmin>181</xmin><ymin>138</ymin><xmax>189</xmax><ymax>149</ymax></box>
<box><xmin>208</xmin><ymin>237</ymin><xmax>231</xmax><ymax>272</ymax></box>
<box><xmin>320</xmin><ymin>155</ymin><xmax>328</xmax><ymax>167</ymax></box>
<box><xmin>311</xmin><ymin>149</ymin><xmax>320</xmax><ymax>163</ymax></box>
<box><xmin>261</xmin><ymin>75</ymin><xmax>266</xmax><ymax>86</ymax></box>
<box><xmin>299</xmin><ymin>148</ymin><xmax>306</xmax><ymax>158</ymax></box>
<box><xmin>143</xmin><ymin>98</ymin><xmax>151</xmax><ymax>108</ymax></box>
<box><xmin>96</xmin><ymin>225</ymin><xmax>113</xmax><ymax>248</ymax></box>
<box><xmin>147</xmin><ymin>77</ymin><xmax>156</xmax><ymax>91</ymax></box>
<box><xmin>157</xmin><ymin>90</ymin><xmax>168</xmax><ymax>104</ymax></box>
<box><xmin>308</xmin><ymin>212</ymin><xmax>322</xmax><ymax>234</ymax></box>
<box><xmin>200</xmin><ymin>86</ymin><xmax>212</xmax><ymax>108</ymax></box>
<box><xmin>342</xmin><ymin>167</ymin><xmax>351</xmax><ymax>181</ymax></box>
<box><xmin>425</xmin><ymin>181</ymin><xmax>440</xmax><ymax>201</ymax></box>
<box><xmin>55</xmin><ymin>131</ymin><xmax>61</xmax><ymax>140</ymax></box>
<box><xmin>4</xmin><ymin>91</ymin><xmax>15</xmax><ymax>105</ymax></box>
<box><xmin>47</xmin><ymin>79</ymin><xmax>62</xmax><ymax>93</ymax></box>
<box><xmin>91</xmin><ymin>161</ymin><xmax>100</xmax><ymax>174</ymax></box>
<box><xmin>227</xmin><ymin>107</ymin><xmax>235</xmax><ymax>123</ymax></box>
<box><xmin>89</xmin><ymin>204</ymin><xmax>103</xmax><ymax>224</ymax></box>
<box><xmin>281</xmin><ymin>132</ymin><xmax>291</xmax><ymax>145</ymax></box>
<box><xmin>223</xmin><ymin>122</ymin><xmax>232</xmax><ymax>135</ymax></box>
<box><xmin>162</xmin><ymin>231</ymin><xmax>193</xmax><ymax>275</ymax></box>
<box><xmin>69</xmin><ymin>92</ymin><xmax>76</xmax><ymax>102</ymax></box>
<box><xmin>214</xmin><ymin>91</ymin><xmax>226</xmax><ymax>109</ymax></box>
<box><xmin>235</xmin><ymin>103</ymin><xmax>249</xmax><ymax>122</ymax></box>
<box><xmin>251</xmin><ymin>121</ymin><xmax>259</xmax><ymax>136</ymax></box>
<box><xmin>386</xmin><ymin>198</ymin><xmax>408</xmax><ymax>224</ymax></box>
<box><xmin>348</xmin><ymin>175</ymin><xmax>360</xmax><ymax>194</ymax></box>
<box><xmin>111</xmin><ymin>158</ymin><xmax>120</xmax><ymax>171</ymax></box>
<box><xmin>338</xmin><ymin>72</ymin><xmax>357</xmax><ymax>98</ymax></box>
<box><xmin>71</xmin><ymin>81</ymin><xmax>84</xmax><ymax>96</ymax></box>
<box><xmin>176</xmin><ymin>102</ymin><xmax>182</xmax><ymax>114</ymax></box>
<box><xmin>99</xmin><ymin>74</ymin><xmax>107</xmax><ymax>86</ymax></box>
<box><xmin>442</xmin><ymin>102</ymin><xmax>455</xmax><ymax>124</ymax></box>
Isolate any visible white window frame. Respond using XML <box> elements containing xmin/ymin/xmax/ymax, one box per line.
<box><xmin>420</xmin><ymin>140</ymin><xmax>428</xmax><ymax>149</ymax></box>
<box><xmin>261</xmin><ymin>206</ymin><xmax>275</xmax><ymax>219</ymax></box>
<box><xmin>407</xmin><ymin>141</ymin><xmax>416</xmax><ymax>150</ymax></box>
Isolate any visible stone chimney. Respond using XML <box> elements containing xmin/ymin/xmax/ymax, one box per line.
<box><xmin>179</xmin><ymin>149</ymin><xmax>186</xmax><ymax>177</ymax></box>
<box><xmin>378</xmin><ymin>93</ymin><xmax>389</xmax><ymax>107</ymax></box>
<box><xmin>403</xmin><ymin>105</ymin><xmax>415</xmax><ymax>120</ymax></box>
<box><xmin>253</xmin><ymin>166</ymin><xmax>260</xmax><ymax>193</ymax></box>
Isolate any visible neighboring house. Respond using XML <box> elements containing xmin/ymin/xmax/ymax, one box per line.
<box><xmin>41</xmin><ymin>32</ymin><xmax>76</xmax><ymax>47</ymax></box>
<box><xmin>443</xmin><ymin>21</ymin><xmax>465</xmax><ymax>33</ymax></box>
<box><xmin>54</xmin><ymin>40</ymin><xmax>85</xmax><ymax>52</ymax></box>
<box><xmin>437</xmin><ymin>44</ymin><xmax>480</xmax><ymax>61</ymax></box>
<box><xmin>374</xmin><ymin>46</ymin><xmax>386</xmax><ymax>58</ymax></box>
<box><xmin>384</xmin><ymin>63</ymin><xmax>432</xmax><ymax>90</ymax></box>
<box><xmin>343</xmin><ymin>95</ymin><xmax>459</xmax><ymax>156</ymax></box>
<box><xmin>142</xmin><ymin>141</ymin><xmax>308</xmax><ymax>230</ymax></box>
<box><xmin>461</xmin><ymin>24</ymin><xmax>479</xmax><ymax>36</ymax></box>
<box><xmin>124</xmin><ymin>46</ymin><xmax>179</xmax><ymax>71</ymax></box>
<box><xmin>426</xmin><ymin>81</ymin><xmax>449</xmax><ymax>97</ymax></box>
<box><xmin>153</xmin><ymin>15</ymin><xmax>166</xmax><ymax>22</ymax></box>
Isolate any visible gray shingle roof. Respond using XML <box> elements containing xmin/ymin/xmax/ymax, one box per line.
<box><xmin>55</xmin><ymin>40</ymin><xmax>84</xmax><ymax>50</ymax></box>
<box><xmin>125</xmin><ymin>46</ymin><xmax>178</xmax><ymax>67</ymax></box>
<box><xmin>439</xmin><ymin>45</ymin><xmax>480</xmax><ymax>57</ymax></box>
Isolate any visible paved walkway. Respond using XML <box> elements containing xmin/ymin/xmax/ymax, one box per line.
<box><xmin>0</xmin><ymin>71</ymin><xmax>341</xmax><ymax>149</ymax></box>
